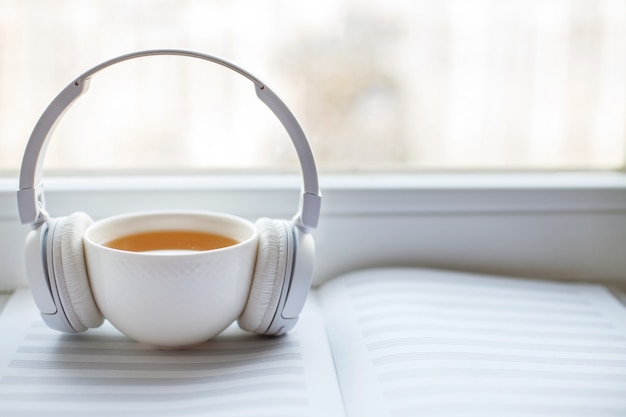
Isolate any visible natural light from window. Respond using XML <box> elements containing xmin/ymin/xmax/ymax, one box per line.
<box><xmin>1</xmin><ymin>0</ymin><xmax>625</xmax><ymax>174</ymax></box>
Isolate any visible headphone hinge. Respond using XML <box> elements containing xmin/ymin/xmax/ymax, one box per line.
<box><xmin>17</xmin><ymin>184</ymin><xmax>46</xmax><ymax>226</ymax></box>
<box><xmin>297</xmin><ymin>191</ymin><xmax>321</xmax><ymax>231</ymax></box>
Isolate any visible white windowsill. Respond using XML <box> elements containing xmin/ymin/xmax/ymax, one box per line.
<box><xmin>1</xmin><ymin>171</ymin><xmax>626</xmax><ymax>291</ymax></box>
<box><xmin>3</xmin><ymin>171</ymin><xmax>626</xmax><ymax>215</ymax></box>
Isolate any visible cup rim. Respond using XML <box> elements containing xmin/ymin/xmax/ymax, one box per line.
<box><xmin>84</xmin><ymin>210</ymin><xmax>258</xmax><ymax>257</ymax></box>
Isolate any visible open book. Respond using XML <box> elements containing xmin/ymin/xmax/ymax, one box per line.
<box><xmin>1</xmin><ymin>267</ymin><xmax>625</xmax><ymax>416</ymax></box>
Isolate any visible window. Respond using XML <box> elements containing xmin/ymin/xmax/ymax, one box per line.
<box><xmin>1</xmin><ymin>0</ymin><xmax>626</xmax><ymax>174</ymax></box>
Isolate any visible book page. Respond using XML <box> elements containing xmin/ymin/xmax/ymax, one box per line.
<box><xmin>319</xmin><ymin>268</ymin><xmax>626</xmax><ymax>417</ymax></box>
<box><xmin>0</xmin><ymin>289</ymin><xmax>344</xmax><ymax>417</ymax></box>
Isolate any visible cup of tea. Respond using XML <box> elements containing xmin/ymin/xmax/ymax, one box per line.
<box><xmin>83</xmin><ymin>210</ymin><xmax>259</xmax><ymax>349</ymax></box>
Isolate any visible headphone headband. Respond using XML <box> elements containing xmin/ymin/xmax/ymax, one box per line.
<box><xmin>17</xmin><ymin>49</ymin><xmax>321</xmax><ymax>230</ymax></box>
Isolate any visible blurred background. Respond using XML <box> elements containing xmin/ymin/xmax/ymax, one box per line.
<box><xmin>1</xmin><ymin>0</ymin><xmax>625</xmax><ymax>174</ymax></box>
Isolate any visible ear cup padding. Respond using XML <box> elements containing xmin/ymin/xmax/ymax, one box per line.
<box><xmin>52</xmin><ymin>212</ymin><xmax>104</xmax><ymax>331</ymax></box>
<box><xmin>238</xmin><ymin>218</ymin><xmax>290</xmax><ymax>334</ymax></box>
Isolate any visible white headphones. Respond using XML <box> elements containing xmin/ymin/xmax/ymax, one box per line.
<box><xmin>17</xmin><ymin>49</ymin><xmax>321</xmax><ymax>338</ymax></box>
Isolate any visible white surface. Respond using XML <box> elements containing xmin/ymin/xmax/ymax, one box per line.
<box><xmin>0</xmin><ymin>288</ymin><xmax>344</xmax><ymax>417</ymax></box>
<box><xmin>1</xmin><ymin>268</ymin><xmax>625</xmax><ymax>416</ymax></box>
<box><xmin>319</xmin><ymin>268</ymin><xmax>626</xmax><ymax>417</ymax></box>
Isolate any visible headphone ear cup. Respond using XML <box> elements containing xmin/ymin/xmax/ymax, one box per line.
<box><xmin>238</xmin><ymin>218</ymin><xmax>290</xmax><ymax>334</ymax></box>
<box><xmin>52</xmin><ymin>212</ymin><xmax>104</xmax><ymax>331</ymax></box>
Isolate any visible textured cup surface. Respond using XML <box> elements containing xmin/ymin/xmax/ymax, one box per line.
<box><xmin>84</xmin><ymin>211</ymin><xmax>258</xmax><ymax>348</ymax></box>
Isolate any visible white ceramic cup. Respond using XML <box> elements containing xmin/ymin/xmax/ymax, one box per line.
<box><xmin>83</xmin><ymin>210</ymin><xmax>258</xmax><ymax>349</ymax></box>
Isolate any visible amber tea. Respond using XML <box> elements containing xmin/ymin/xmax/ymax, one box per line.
<box><xmin>104</xmin><ymin>230</ymin><xmax>239</xmax><ymax>252</ymax></box>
